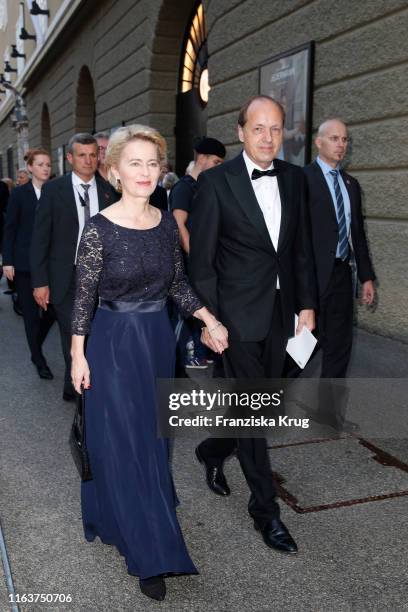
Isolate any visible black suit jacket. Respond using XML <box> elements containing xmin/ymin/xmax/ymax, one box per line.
<box><xmin>2</xmin><ymin>181</ymin><xmax>40</xmax><ymax>271</ymax></box>
<box><xmin>30</xmin><ymin>172</ymin><xmax>119</xmax><ymax>304</ymax></box>
<box><xmin>189</xmin><ymin>153</ymin><xmax>317</xmax><ymax>342</ymax></box>
<box><xmin>303</xmin><ymin>161</ymin><xmax>375</xmax><ymax>296</ymax></box>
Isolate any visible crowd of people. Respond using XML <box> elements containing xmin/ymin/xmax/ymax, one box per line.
<box><xmin>0</xmin><ymin>94</ymin><xmax>376</xmax><ymax>602</ymax></box>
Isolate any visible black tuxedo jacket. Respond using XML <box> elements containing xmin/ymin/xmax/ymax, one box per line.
<box><xmin>189</xmin><ymin>153</ymin><xmax>317</xmax><ymax>342</ymax></box>
<box><xmin>303</xmin><ymin>161</ymin><xmax>375</xmax><ymax>296</ymax></box>
<box><xmin>3</xmin><ymin>181</ymin><xmax>39</xmax><ymax>271</ymax></box>
<box><xmin>30</xmin><ymin>172</ymin><xmax>119</xmax><ymax>304</ymax></box>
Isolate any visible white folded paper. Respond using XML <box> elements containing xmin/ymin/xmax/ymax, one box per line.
<box><xmin>286</xmin><ymin>315</ymin><xmax>317</xmax><ymax>369</ymax></box>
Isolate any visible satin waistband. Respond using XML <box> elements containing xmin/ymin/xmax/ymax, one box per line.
<box><xmin>98</xmin><ymin>298</ymin><xmax>167</xmax><ymax>313</ymax></box>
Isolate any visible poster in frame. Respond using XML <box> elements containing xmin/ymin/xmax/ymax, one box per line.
<box><xmin>259</xmin><ymin>41</ymin><xmax>314</xmax><ymax>166</ymax></box>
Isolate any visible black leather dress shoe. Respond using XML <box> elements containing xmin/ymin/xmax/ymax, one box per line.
<box><xmin>36</xmin><ymin>364</ymin><xmax>54</xmax><ymax>380</ymax></box>
<box><xmin>195</xmin><ymin>446</ymin><xmax>230</xmax><ymax>496</ymax></box>
<box><xmin>62</xmin><ymin>391</ymin><xmax>76</xmax><ymax>402</ymax></box>
<box><xmin>254</xmin><ymin>519</ymin><xmax>298</xmax><ymax>554</ymax></box>
<box><xmin>139</xmin><ymin>576</ymin><xmax>166</xmax><ymax>601</ymax></box>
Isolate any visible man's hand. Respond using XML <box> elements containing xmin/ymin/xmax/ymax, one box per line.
<box><xmin>361</xmin><ymin>280</ymin><xmax>375</xmax><ymax>306</ymax></box>
<box><xmin>296</xmin><ymin>309</ymin><xmax>315</xmax><ymax>334</ymax></box>
<box><xmin>33</xmin><ymin>286</ymin><xmax>50</xmax><ymax>310</ymax></box>
<box><xmin>3</xmin><ymin>266</ymin><xmax>15</xmax><ymax>282</ymax></box>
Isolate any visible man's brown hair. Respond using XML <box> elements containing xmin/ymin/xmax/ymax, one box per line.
<box><xmin>237</xmin><ymin>95</ymin><xmax>285</xmax><ymax>127</ymax></box>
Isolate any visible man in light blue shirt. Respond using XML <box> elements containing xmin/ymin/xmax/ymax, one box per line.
<box><xmin>301</xmin><ymin>118</ymin><xmax>376</xmax><ymax>431</ymax></box>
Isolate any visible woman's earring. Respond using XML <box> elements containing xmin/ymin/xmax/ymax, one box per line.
<box><xmin>116</xmin><ymin>177</ymin><xmax>122</xmax><ymax>192</ymax></box>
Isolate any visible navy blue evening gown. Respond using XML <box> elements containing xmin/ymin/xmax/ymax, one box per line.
<box><xmin>71</xmin><ymin>211</ymin><xmax>201</xmax><ymax>579</ymax></box>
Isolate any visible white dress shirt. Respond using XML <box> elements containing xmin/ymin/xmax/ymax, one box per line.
<box><xmin>33</xmin><ymin>184</ymin><xmax>41</xmax><ymax>200</ymax></box>
<box><xmin>71</xmin><ymin>172</ymin><xmax>99</xmax><ymax>259</ymax></box>
<box><xmin>243</xmin><ymin>150</ymin><xmax>281</xmax><ymax>288</ymax></box>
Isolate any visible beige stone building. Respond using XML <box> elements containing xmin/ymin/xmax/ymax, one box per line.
<box><xmin>0</xmin><ymin>0</ymin><xmax>407</xmax><ymax>342</ymax></box>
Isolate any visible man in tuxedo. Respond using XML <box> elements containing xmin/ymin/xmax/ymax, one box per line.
<box><xmin>189</xmin><ymin>96</ymin><xmax>316</xmax><ymax>553</ymax></box>
<box><xmin>30</xmin><ymin>133</ymin><xmax>119</xmax><ymax>401</ymax></box>
<box><xmin>302</xmin><ymin>119</ymin><xmax>375</xmax><ymax>427</ymax></box>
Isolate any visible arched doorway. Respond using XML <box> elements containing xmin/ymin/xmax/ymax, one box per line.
<box><xmin>176</xmin><ymin>2</ymin><xmax>209</xmax><ymax>175</ymax></box>
<box><xmin>74</xmin><ymin>66</ymin><xmax>95</xmax><ymax>133</ymax></box>
<box><xmin>41</xmin><ymin>103</ymin><xmax>51</xmax><ymax>153</ymax></box>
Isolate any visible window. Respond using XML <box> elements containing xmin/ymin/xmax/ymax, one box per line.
<box><xmin>180</xmin><ymin>3</ymin><xmax>209</xmax><ymax>104</ymax></box>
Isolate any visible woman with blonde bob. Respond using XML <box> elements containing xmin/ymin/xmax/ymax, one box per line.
<box><xmin>71</xmin><ymin>125</ymin><xmax>228</xmax><ymax>601</ymax></box>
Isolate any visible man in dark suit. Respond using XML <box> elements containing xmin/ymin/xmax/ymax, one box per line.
<box><xmin>30</xmin><ymin>133</ymin><xmax>119</xmax><ymax>401</ymax></box>
<box><xmin>302</xmin><ymin>118</ymin><xmax>375</xmax><ymax>427</ymax></box>
<box><xmin>189</xmin><ymin>96</ymin><xmax>316</xmax><ymax>553</ymax></box>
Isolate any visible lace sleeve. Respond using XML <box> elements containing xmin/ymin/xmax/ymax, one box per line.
<box><xmin>168</xmin><ymin>219</ymin><xmax>202</xmax><ymax>317</ymax></box>
<box><xmin>71</xmin><ymin>220</ymin><xmax>103</xmax><ymax>335</ymax></box>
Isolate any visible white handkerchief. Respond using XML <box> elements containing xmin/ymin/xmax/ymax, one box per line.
<box><xmin>286</xmin><ymin>315</ymin><xmax>317</xmax><ymax>369</ymax></box>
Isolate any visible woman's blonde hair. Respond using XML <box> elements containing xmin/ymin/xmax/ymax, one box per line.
<box><xmin>105</xmin><ymin>124</ymin><xmax>167</xmax><ymax>192</ymax></box>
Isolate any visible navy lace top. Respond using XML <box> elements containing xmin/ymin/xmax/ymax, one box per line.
<box><xmin>71</xmin><ymin>211</ymin><xmax>202</xmax><ymax>335</ymax></box>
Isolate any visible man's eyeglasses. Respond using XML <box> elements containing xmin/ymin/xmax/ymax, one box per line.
<box><xmin>326</xmin><ymin>136</ymin><xmax>350</xmax><ymax>144</ymax></box>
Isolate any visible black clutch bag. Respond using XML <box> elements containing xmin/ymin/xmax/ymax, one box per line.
<box><xmin>69</xmin><ymin>390</ymin><xmax>93</xmax><ymax>481</ymax></box>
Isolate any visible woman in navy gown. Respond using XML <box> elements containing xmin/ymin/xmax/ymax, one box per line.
<box><xmin>71</xmin><ymin>125</ymin><xmax>228</xmax><ymax>601</ymax></box>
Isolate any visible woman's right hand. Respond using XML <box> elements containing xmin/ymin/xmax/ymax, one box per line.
<box><xmin>3</xmin><ymin>266</ymin><xmax>15</xmax><ymax>281</ymax></box>
<box><xmin>71</xmin><ymin>354</ymin><xmax>91</xmax><ymax>394</ymax></box>
<box><xmin>208</xmin><ymin>322</ymin><xmax>229</xmax><ymax>353</ymax></box>
<box><xmin>201</xmin><ymin>322</ymin><xmax>229</xmax><ymax>354</ymax></box>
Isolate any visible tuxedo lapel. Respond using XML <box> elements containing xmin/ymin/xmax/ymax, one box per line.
<box><xmin>275</xmin><ymin>159</ymin><xmax>291</xmax><ymax>253</ymax></box>
<box><xmin>225</xmin><ymin>154</ymin><xmax>275</xmax><ymax>252</ymax></box>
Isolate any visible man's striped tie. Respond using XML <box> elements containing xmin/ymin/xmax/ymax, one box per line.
<box><xmin>80</xmin><ymin>183</ymin><xmax>91</xmax><ymax>223</ymax></box>
<box><xmin>329</xmin><ymin>169</ymin><xmax>349</xmax><ymax>260</ymax></box>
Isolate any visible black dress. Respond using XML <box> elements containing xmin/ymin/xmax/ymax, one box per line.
<box><xmin>71</xmin><ymin>211</ymin><xmax>201</xmax><ymax>579</ymax></box>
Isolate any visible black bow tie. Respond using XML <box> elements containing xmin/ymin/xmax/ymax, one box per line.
<box><xmin>251</xmin><ymin>168</ymin><xmax>279</xmax><ymax>180</ymax></box>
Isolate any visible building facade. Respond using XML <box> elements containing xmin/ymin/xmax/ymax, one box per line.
<box><xmin>0</xmin><ymin>0</ymin><xmax>407</xmax><ymax>342</ymax></box>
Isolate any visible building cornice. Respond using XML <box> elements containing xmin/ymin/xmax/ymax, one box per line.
<box><xmin>0</xmin><ymin>0</ymin><xmax>85</xmax><ymax>125</ymax></box>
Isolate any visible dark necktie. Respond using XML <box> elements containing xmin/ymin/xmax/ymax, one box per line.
<box><xmin>329</xmin><ymin>169</ymin><xmax>349</xmax><ymax>260</ymax></box>
<box><xmin>251</xmin><ymin>168</ymin><xmax>279</xmax><ymax>180</ymax></box>
<box><xmin>80</xmin><ymin>184</ymin><xmax>91</xmax><ymax>223</ymax></box>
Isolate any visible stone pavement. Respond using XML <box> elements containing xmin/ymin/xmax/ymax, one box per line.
<box><xmin>1</xmin><ymin>276</ymin><xmax>408</xmax><ymax>612</ymax></box>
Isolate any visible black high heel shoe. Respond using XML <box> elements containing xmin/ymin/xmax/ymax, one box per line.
<box><xmin>139</xmin><ymin>576</ymin><xmax>166</xmax><ymax>601</ymax></box>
